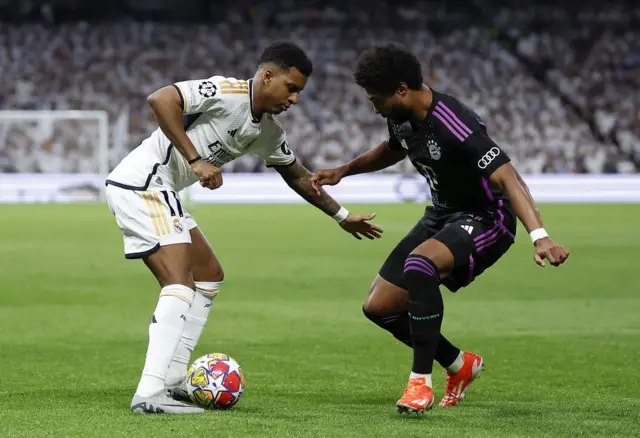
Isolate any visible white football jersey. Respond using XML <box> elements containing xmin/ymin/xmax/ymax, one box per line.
<box><xmin>106</xmin><ymin>76</ymin><xmax>295</xmax><ymax>192</ymax></box>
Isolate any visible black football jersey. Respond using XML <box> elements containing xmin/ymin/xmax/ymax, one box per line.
<box><xmin>388</xmin><ymin>89</ymin><xmax>511</xmax><ymax>211</ymax></box>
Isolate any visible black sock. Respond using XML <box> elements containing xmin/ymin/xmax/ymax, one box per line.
<box><xmin>363</xmin><ymin>308</ymin><xmax>412</xmax><ymax>347</ymax></box>
<box><xmin>404</xmin><ymin>254</ymin><xmax>444</xmax><ymax>374</ymax></box>
<box><xmin>436</xmin><ymin>334</ymin><xmax>461</xmax><ymax>369</ymax></box>
<box><xmin>363</xmin><ymin>308</ymin><xmax>460</xmax><ymax>367</ymax></box>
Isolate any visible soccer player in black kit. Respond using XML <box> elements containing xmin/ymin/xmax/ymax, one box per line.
<box><xmin>311</xmin><ymin>44</ymin><xmax>570</xmax><ymax>414</ymax></box>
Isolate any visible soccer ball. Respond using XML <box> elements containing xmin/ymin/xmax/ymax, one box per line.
<box><xmin>186</xmin><ymin>353</ymin><xmax>246</xmax><ymax>410</ymax></box>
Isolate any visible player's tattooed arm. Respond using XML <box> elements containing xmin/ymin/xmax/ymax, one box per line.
<box><xmin>340</xmin><ymin>141</ymin><xmax>407</xmax><ymax>177</ymax></box>
<box><xmin>310</xmin><ymin>141</ymin><xmax>406</xmax><ymax>194</ymax></box>
<box><xmin>274</xmin><ymin>160</ymin><xmax>342</xmax><ymax>216</ymax></box>
<box><xmin>276</xmin><ymin>160</ymin><xmax>383</xmax><ymax>240</ymax></box>
<box><xmin>490</xmin><ymin>162</ymin><xmax>569</xmax><ymax>267</ymax></box>
<box><xmin>514</xmin><ymin>171</ymin><xmax>542</xmax><ymax>219</ymax></box>
<box><xmin>489</xmin><ymin>163</ymin><xmax>543</xmax><ymax>231</ymax></box>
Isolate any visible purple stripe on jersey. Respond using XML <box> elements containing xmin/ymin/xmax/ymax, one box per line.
<box><xmin>404</xmin><ymin>260</ymin><xmax>436</xmax><ymax>277</ymax></box>
<box><xmin>404</xmin><ymin>264</ymin><xmax>437</xmax><ymax>277</ymax></box>
<box><xmin>497</xmin><ymin>201</ymin><xmax>516</xmax><ymax>240</ymax></box>
<box><xmin>433</xmin><ymin>107</ymin><xmax>470</xmax><ymax>141</ymax></box>
<box><xmin>437</xmin><ymin>102</ymin><xmax>473</xmax><ymax>135</ymax></box>
<box><xmin>432</xmin><ymin>111</ymin><xmax>465</xmax><ymax>142</ymax></box>
<box><xmin>479</xmin><ymin>121</ymin><xmax>486</xmax><ymax>126</ymax></box>
<box><xmin>478</xmin><ymin>178</ymin><xmax>516</xmax><ymax>246</ymax></box>
<box><xmin>467</xmin><ymin>255</ymin><xmax>475</xmax><ymax>285</ymax></box>
<box><xmin>481</xmin><ymin>177</ymin><xmax>495</xmax><ymax>202</ymax></box>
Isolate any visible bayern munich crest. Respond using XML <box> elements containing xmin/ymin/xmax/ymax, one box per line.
<box><xmin>428</xmin><ymin>141</ymin><xmax>441</xmax><ymax>160</ymax></box>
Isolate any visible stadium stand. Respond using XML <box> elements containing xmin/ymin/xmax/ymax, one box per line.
<box><xmin>0</xmin><ymin>0</ymin><xmax>637</xmax><ymax>173</ymax></box>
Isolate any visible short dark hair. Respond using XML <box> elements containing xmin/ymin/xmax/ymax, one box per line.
<box><xmin>354</xmin><ymin>44</ymin><xmax>423</xmax><ymax>95</ymax></box>
<box><xmin>258</xmin><ymin>41</ymin><xmax>313</xmax><ymax>77</ymax></box>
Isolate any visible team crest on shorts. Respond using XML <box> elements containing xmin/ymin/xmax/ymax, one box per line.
<box><xmin>173</xmin><ymin>218</ymin><xmax>184</xmax><ymax>233</ymax></box>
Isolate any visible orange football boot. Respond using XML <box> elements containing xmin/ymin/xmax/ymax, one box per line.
<box><xmin>438</xmin><ymin>352</ymin><xmax>484</xmax><ymax>407</ymax></box>
<box><xmin>396</xmin><ymin>377</ymin><xmax>435</xmax><ymax>415</ymax></box>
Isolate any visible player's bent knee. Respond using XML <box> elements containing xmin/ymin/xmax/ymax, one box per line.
<box><xmin>364</xmin><ymin>293</ymin><xmax>396</xmax><ymax>316</ymax></box>
<box><xmin>144</xmin><ymin>244</ymin><xmax>195</xmax><ymax>289</ymax></box>
<box><xmin>409</xmin><ymin>239</ymin><xmax>455</xmax><ymax>273</ymax></box>
<box><xmin>363</xmin><ymin>284</ymin><xmax>386</xmax><ymax>316</ymax></box>
<box><xmin>160</xmin><ymin>284</ymin><xmax>196</xmax><ymax>306</ymax></box>
<box><xmin>194</xmin><ymin>281</ymin><xmax>222</xmax><ymax>299</ymax></box>
<box><xmin>210</xmin><ymin>265</ymin><xmax>224</xmax><ymax>282</ymax></box>
<box><xmin>362</xmin><ymin>300</ymin><xmax>383</xmax><ymax>317</ymax></box>
<box><xmin>363</xmin><ymin>285</ymin><xmax>407</xmax><ymax>316</ymax></box>
<box><xmin>192</xmin><ymin>257</ymin><xmax>224</xmax><ymax>283</ymax></box>
<box><xmin>362</xmin><ymin>302</ymin><xmax>399</xmax><ymax>319</ymax></box>
<box><xmin>189</xmin><ymin>227</ymin><xmax>224</xmax><ymax>282</ymax></box>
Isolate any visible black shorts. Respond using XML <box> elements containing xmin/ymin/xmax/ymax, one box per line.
<box><xmin>379</xmin><ymin>205</ymin><xmax>517</xmax><ymax>292</ymax></box>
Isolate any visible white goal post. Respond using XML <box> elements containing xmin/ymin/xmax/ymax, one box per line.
<box><xmin>0</xmin><ymin>110</ymin><xmax>114</xmax><ymax>203</ymax></box>
<box><xmin>0</xmin><ymin>110</ymin><xmax>110</xmax><ymax>176</ymax></box>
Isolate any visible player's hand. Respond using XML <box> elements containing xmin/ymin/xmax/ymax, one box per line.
<box><xmin>191</xmin><ymin>160</ymin><xmax>223</xmax><ymax>190</ymax></box>
<box><xmin>339</xmin><ymin>213</ymin><xmax>383</xmax><ymax>240</ymax></box>
<box><xmin>310</xmin><ymin>167</ymin><xmax>346</xmax><ymax>196</ymax></box>
<box><xmin>533</xmin><ymin>237</ymin><xmax>569</xmax><ymax>267</ymax></box>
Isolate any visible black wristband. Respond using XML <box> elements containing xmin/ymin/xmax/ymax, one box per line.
<box><xmin>188</xmin><ymin>155</ymin><xmax>202</xmax><ymax>165</ymax></box>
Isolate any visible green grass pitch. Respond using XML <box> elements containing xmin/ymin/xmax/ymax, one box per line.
<box><xmin>0</xmin><ymin>202</ymin><xmax>638</xmax><ymax>437</ymax></box>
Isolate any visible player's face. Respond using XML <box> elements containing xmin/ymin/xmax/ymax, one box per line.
<box><xmin>263</xmin><ymin>67</ymin><xmax>308</xmax><ymax>114</ymax></box>
<box><xmin>366</xmin><ymin>89</ymin><xmax>413</xmax><ymax>123</ymax></box>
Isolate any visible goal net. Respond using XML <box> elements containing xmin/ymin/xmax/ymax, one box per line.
<box><xmin>0</xmin><ymin>110</ymin><xmax>110</xmax><ymax>203</ymax></box>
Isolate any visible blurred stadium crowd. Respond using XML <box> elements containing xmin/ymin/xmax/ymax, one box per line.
<box><xmin>0</xmin><ymin>0</ymin><xmax>638</xmax><ymax>174</ymax></box>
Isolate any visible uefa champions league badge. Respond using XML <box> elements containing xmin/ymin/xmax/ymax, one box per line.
<box><xmin>198</xmin><ymin>81</ymin><xmax>217</xmax><ymax>98</ymax></box>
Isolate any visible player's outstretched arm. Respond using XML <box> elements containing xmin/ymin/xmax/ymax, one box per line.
<box><xmin>274</xmin><ymin>160</ymin><xmax>383</xmax><ymax>240</ymax></box>
<box><xmin>147</xmin><ymin>86</ymin><xmax>222</xmax><ymax>189</ymax></box>
<box><xmin>310</xmin><ymin>141</ymin><xmax>406</xmax><ymax>195</ymax></box>
<box><xmin>489</xmin><ymin>163</ymin><xmax>570</xmax><ymax>267</ymax></box>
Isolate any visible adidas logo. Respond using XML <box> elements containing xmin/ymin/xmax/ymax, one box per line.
<box><xmin>227</xmin><ymin>129</ymin><xmax>238</xmax><ymax>138</ymax></box>
<box><xmin>461</xmin><ymin>225</ymin><xmax>474</xmax><ymax>234</ymax></box>
<box><xmin>180</xmin><ymin>314</ymin><xmax>187</xmax><ymax>322</ymax></box>
<box><xmin>155</xmin><ymin>176</ymin><xmax>163</xmax><ymax>186</ymax></box>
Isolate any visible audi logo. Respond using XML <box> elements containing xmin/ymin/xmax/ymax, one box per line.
<box><xmin>477</xmin><ymin>147</ymin><xmax>501</xmax><ymax>169</ymax></box>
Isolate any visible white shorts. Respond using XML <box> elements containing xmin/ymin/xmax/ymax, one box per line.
<box><xmin>105</xmin><ymin>185</ymin><xmax>198</xmax><ymax>259</ymax></box>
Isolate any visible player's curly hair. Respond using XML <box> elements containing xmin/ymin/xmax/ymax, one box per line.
<box><xmin>258</xmin><ymin>41</ymin><xmax>313</xmax><ymax>77</ymax></box>
<box><xmin>354</xmin><ymin>44</ymin><xmax>423</xmax><ymax>95</ymax></box>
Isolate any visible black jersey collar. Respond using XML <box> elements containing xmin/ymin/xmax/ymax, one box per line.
<box><xmin>410</xmin><ymin>88</ymin><xmax>438</xmax><ymax>134</ymax></box>
<box><xmin>425</xmin><ymin>88</ymin><xmax>439</xmax><ymax>120</ymax></box>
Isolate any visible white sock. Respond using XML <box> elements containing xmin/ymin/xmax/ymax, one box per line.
<box><xmin>409</xmin><ymin>372</ymin><xmax>433</xmax><ymax>387</ymax></box>
<box><xmin>135</xmin><ymin>284</ymin><xmax>195</xmax><ymax>397</ymax></box>
<box><xmin>166</xmin><ymin>281</ymin><xmax>221</xmax><ymax>387</ymax></box>
<box><xmin>446</xmin><ymin>351</ymin><xmax>465</xmax><ymax>374</ymax></box>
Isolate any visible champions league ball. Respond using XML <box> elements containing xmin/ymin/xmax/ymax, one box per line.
<box><xmin>186</xmin><ymin>353</ymin><xmax>246</xmax><ymax>410</ymax></box>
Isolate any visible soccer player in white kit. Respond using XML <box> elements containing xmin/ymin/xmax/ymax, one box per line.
<box><xmin>105</xmin><ymin>42</ymin><xmax>383</xmax><ymax>414</ymax></box>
